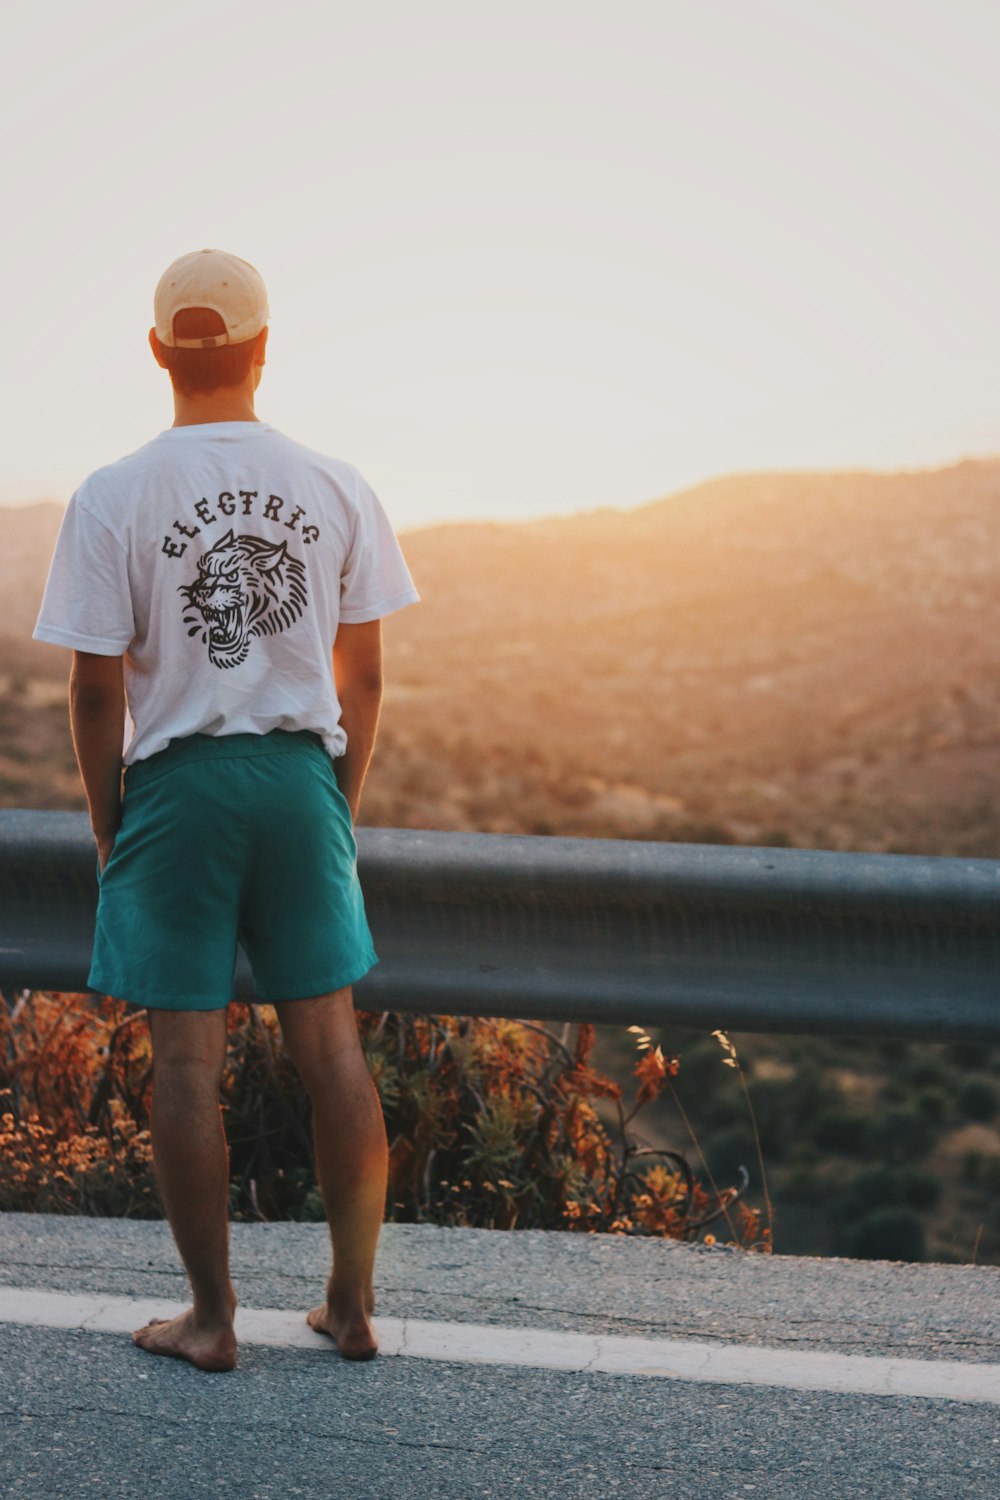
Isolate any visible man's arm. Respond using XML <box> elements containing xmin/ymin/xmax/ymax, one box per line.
<box><xmin>69</xmin><ymin>651</ymin><xmax>126</xmax><ymax>871</ymax></box>
<box><xmin>332</xmin><ymin>619</ymin><xmax>384</xmax><ymax>823</ymax></box>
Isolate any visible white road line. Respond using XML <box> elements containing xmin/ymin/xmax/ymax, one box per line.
<box><xmin>1</xmin><ymin>1285</ymin><xmax>997</xmax><ymax>1404</ymax></box>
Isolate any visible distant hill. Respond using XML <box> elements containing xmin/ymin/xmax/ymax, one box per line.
<box><xmin>3</xmin><ymin>461</ymin><xmax>999</xmax><ymax>853</ymax></box>
<box><xmin>379</xmin><ymin>458</ymin><xmax>1000</xmax><ymax>854</ymax></box>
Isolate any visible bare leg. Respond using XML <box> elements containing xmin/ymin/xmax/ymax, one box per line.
<box><xmin>276</xmin><ymin>987</ymin><xmax>386</xmax><ymax>1359</ymax></box>
<box><xmin>132</xmin><ymin>1007</ymin><xmax>238</xmax><ymax>1372</ymax></box>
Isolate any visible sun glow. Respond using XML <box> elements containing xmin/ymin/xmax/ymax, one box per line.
<box><xmin>2</xmin><ymin>1</ymin><xmax>999</xmax><ymax>526</ymax></box>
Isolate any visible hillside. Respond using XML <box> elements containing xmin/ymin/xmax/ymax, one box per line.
<box><xmin>3</xmin><ymin>462</ymin><xmax>999</xmax><ymax>853</ymax></box>
<box><xmin>372</xmin><ymin>459</ymin><xmax>1000</xmax><ymax>855</ymax></box>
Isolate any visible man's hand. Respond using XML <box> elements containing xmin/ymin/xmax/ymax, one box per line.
<box><xmin>96</xmin><ymin>833</ymin><xmax>117</xmax><ymax>873</ymax></box>
<box><xmin>332</xmin><ymin>620</ymin><xmax>384</xmax><ymax>820</ymax></box>
<box><xmin>69</xmin><ymin>651</ymin><xmax>126</xmax><ymax>861</ymax></box>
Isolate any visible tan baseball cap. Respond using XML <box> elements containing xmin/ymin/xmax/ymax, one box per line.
<box><xmin>154</xmin><ymin>248</ymin><xmax>269</xmax><ymax>348</ymax></box>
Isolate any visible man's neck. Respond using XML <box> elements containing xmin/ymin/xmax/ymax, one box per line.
<box><xmin>171</xmin><ymin>385</ymin><xmax>259</xmax><ymax>427</ymax></box>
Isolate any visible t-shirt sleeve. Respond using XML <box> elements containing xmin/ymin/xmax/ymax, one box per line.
<box><xmin>339</xmin><ymin>470</ymin><xmax>421</xmax><ymax>624</ymax></box>
<box><xmin>33</xmin><ymin>492</ymin><xmax>135</xmax><ymax>655</ymax></box>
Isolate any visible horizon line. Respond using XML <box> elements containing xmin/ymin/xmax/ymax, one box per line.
<box><xmin>2</xmin><ymin>448</ymin><xmax>998</xmax><ymax>536</ymax></box>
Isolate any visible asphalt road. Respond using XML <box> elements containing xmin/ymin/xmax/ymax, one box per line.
<box><xmin>2</xmin><ymin>1214</ymin><xmax>998</xmax><ymax>1498</ymax></box>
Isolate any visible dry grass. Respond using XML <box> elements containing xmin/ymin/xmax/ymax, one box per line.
<box><xmin>0</xmin><ymin>991</ymin><xmax>764</xmax><ymax>1243</ymax></box>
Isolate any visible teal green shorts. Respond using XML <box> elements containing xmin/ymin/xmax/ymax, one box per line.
<box><xmin>89</xmin><ymin>730</ymin><xmax>379</xmax><ymax>1011</ymax></box>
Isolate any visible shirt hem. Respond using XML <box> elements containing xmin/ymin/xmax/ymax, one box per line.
<box><xmin>339</xmin><ymin>587</ymin><xmax>421</xmax><ymax>624</ymax></box>
<box><xmin>122</xmin><ymin>723</ymin><xmax>348</xmax><ymax>769</ymax></box>
<box><xmin>33</xmin><ymin>624</ymin><xmax>131</xmax><ymax>655</ymax></box>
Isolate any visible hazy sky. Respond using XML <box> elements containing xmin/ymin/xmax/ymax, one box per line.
<box><xmin>3</xmin><ymin>0</ymin><xmax>999</xmax><ymax>529</ymax></box>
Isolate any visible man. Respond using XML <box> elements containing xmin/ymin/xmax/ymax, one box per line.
<box><xmin>33</xmin><ymin>248</ymin><xmax>420</xmax><ymax>1372</ymax></box>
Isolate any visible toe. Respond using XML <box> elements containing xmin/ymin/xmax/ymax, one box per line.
<box><xmin>133</xmin><ymin>1317</ymin><xmax>172</xmax><ymax>1348</ymax></box>
<box><xmin>306</xmin><ymin>1306</ymin><xmax>330</xmax><ymax>1335</ymax></box>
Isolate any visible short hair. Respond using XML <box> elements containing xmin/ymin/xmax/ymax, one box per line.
<box><xmin>159</xmin><ymin>307</ymin><xmax>259</xmax><ymax>397</ymax></box>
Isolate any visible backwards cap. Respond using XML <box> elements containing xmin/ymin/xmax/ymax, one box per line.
<box><xmin>154</xmin><ymin>248</ymin><xmax>269</xmax><ymax>348</ymax></box>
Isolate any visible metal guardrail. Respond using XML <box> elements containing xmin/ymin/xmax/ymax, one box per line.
<box><xmin>1</xmin><ymin>809</ymin><xmax>998</xmax><ymax>1040</ymax></box>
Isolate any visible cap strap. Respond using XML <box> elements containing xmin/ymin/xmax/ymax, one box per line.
<box><xmin>171</xmin><ymin>332</ymin><xmax>231</xmax><ymax>349</ymax></box>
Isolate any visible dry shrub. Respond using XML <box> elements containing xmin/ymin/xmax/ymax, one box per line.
<box><xmin>360</xmin><ymin>1013</ymin><xmax>758</xmax><ymax>1242</ymax></box>
<box><xmin>0</xmin><ymin>990</ymin><xmax>156</xmax><ymax>1215</ymax></box>
<box><xmin>0</xmin><ymin>991</ymin><xmax>760</xmax><ymax>1244</ymax></box>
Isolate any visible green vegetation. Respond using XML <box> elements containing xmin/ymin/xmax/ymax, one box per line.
<box><xmin>590</xmin><ymin>1025</ymin><xmax>1000</xmax><ymax>1265</ymax></box>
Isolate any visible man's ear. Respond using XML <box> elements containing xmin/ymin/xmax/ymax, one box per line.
<box><xmin>254</xmin><ymin>325</ymin><xmax>268</xmax><ymax>367</ymax></box>
<box><xmin>148</xmin><ymin>327</ymin><xmax>169</xmax><ymax>369</ymax></box>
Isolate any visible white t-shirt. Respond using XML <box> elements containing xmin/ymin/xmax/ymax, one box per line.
<box><xmin>33</xmin><ymin>421</ymin><xmax>420</xmax><ymax>766</ymax></box>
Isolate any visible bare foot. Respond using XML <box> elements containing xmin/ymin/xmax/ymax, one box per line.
<box><xmin>132</xmin><ymin>1308</ymin><xmax>237</xmax><ymax>1373</ymax></box>
<box><xmin>307</xmin><ymin>1299</ymin><xmax>379</xmax><ymax>1360</ymax></box>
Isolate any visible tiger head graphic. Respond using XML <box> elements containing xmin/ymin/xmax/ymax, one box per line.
<box><xmin>179</xmin><ymin>530</ymin><xmax>308</xmax><ymax>669</ymax></box>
